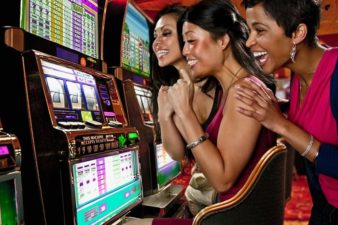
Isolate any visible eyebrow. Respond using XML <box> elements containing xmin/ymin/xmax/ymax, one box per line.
<box><xmin>251</xmin><ymin>21</ymin><xmax>268</xmax><ymax>28</ymax></box>
<box><xmin>183</xmin><ymin>30</ymin><xmax>194</xmax><ymax>36</ymax></box>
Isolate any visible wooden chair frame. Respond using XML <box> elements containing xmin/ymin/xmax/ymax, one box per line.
<box><xmin>192</xmin><ymin>144</ymin><xmax>287</xmax><ymax>225</ymax></box>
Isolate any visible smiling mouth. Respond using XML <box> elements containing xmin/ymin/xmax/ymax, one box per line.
<box><xmin>187</xmin><ymin>59</ymin><xmax>197</xmax><ymax>67</ymax></box>
<box><xmin>156</xmin><ymin>50</ymin><xmax>169</xmax><ymax>58</ymax></box>
<box><xmin>253</xmin><ymin>51</ymin><xmax>268</xmax><ymax>65</ymax></box>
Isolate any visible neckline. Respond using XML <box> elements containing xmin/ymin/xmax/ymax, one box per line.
<box><xmin>294</xmin><ymin>49</ymin><xmax>328</xmax><ymax>112</ymax></box>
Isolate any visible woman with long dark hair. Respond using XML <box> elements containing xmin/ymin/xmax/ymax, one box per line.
<box><xmin>126</xmin><ymin>0</ymin><xmax>275</xmax><ymax>224</ymax></box>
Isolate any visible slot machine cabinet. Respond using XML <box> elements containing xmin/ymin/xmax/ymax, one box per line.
<box><xmin>103</xmin><ymin>0</ymin><xmax>158</xmax><ymax>197</ymax></box>
<box><xmin>120</xmin><ymin>78</ymin><xmax>157</xmax><ymax>196</ymax></box>
<box><xmin>102</xmin><ymin>0</ymin><xmax>184</xmax><ymax>215</ymax></box>
<box><xmin>0</xmin><ymin>130</ymin><xmax>24</xmax><ymax>225</ymax></box>
<box><xmin>121</xmin><ymin>79</ymin><xmax>183</xmax><ymax>217</ymax></box>
<box><xmin>19</xmin><ymin>50</ymin><xmax>142</xmax><ymax>225</ymax></box>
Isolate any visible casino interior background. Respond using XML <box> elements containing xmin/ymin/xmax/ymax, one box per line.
<box><xmin>135</xmin><ymin>0</ymin><xmax>338</xmax><ymax>100</ymax></box>
<box><xmin>0</xmin><ymin>0</ymin><xmax>337</xmax><ymax>225</ymax></box>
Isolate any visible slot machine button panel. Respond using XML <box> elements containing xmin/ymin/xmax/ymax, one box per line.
<box><xmin>85</xmin><ymin>120</ymin><xmax>103</xmax><ymax>129</ymax></box>
<box><xmin>108</xmin><ymin>120</ymin><xmax>123</xmax><ymax>128</ymax></box>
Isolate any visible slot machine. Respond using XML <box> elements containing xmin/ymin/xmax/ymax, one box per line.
<box><xmin>20</xmin><ymin>50</ymin><xmax>142</xmax><ymax>225</ymax></box>
<box><xmin>0</xmin><ymin>127</ymin><xmax>24</xmax><ymax>225</ymax></box>
<box><xmin>1</xmin><ymin>0</ymin><xmax>144</xmax><ymax>224</ymax></box>
<box><xmin>102</xmin><ymin>0</ymin><xmax>183</xmax><ymax>216</ymax></box>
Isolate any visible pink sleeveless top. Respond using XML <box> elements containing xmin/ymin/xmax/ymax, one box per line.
<box><xmin>152</xmin><ymin>76</ymin><xmax>276</xmax><ymax>225</ymax></box>
<box><xmin>288</xmin><ymin>48</ymin><xmax>338</xmax><ymax>207</ymax></box>
<box><xmin>206</xmin><ymin>76</ymin><xmax>276</xmax><ymax>201</ymax></box>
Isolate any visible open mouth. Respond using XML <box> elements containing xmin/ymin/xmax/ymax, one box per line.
<box><xmin>187</xmin><ymin>59</ymin><xmax>198</xmax><ymax>67</ymax></box>
<box><xmin>156</xmin><ymin>49</ymin><xmax>169</xmax><ymax>58</ymax></box>
<box><xmin>253</xmin><ymin>51</ymin><xmax>268</xmax><ymax>66</ymax></box>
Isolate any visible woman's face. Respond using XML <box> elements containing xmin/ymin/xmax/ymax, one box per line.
<box><xmin>182</xmin><ymin>22</ymin><xmax>224</xmax><ymax>80</ymax></box>
<box><xmin>152</xmin><ymin>14</ymin><xmax>184</xmax><ymax>68</ymax></box>
<box><xmin>245</xmin><ymin>3</ymin><xmax>293</xmax><ymax>74</ymax></box>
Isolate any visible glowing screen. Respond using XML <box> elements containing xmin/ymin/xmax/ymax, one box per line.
<box><xmin>46</xmin><ymin>77</ymin><xmax>67</xmax><ymax>109</ymax></box>
<box><xmin>155</xmin><ymin>144</ymin><xmax>181</xmax><ymax>188</ymax></box>
<box><xmin>67</xmin><ymin>81</ymin><xmax>83</xmax><ymax>110</ymax></box>
<box><xmin>96</xmin><ymin>80</ymin><xmax>127</xmax><ymax>125</ymax></box>
<box><xmin>0</xmin><ymin>180</ymin><xmax>18</xmax><ymax>225</ymax></box>
<box><xmin>73</xmin><ymin>150</ymin><xmax>142</xmax><ymax>225</ymax></box>
<box><xmin>134</xmin><ymin>86</ymin><xmax>153</xmax><ymax>123</ymax></box>
<box><xmin>41</xmin><ymin>59</ymin><xmax>103</xmax><ymax>123</ymax></box>
<box><xmin>83</xmin><ymin>85</ymin><xmax>99</xmax><ymax>111</ymax></box>
<box><xmin>0</xmin><ymin>146</ymin><xmax>10</xmax><ymax>156</ymax></box>
<box><xmin>121</xmin><ymin>4</ymin><xmax>150</xmax><ymax>77</ymax></box>
<box><xmin>20</xmin><ymin>0</ymin><xmax>99</xmax><ymax>58</ymax></box>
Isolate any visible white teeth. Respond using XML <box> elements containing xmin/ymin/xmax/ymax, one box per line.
<box><xmin>187</xmin><ymin>59</ymin><xmax>197</xmax><ymax>66</ymax></box>
<box><xmin>156</xmin><ymin>50</ymin><xmax>169</xmax><ymax>58</ymax></box>
<box><xmin>253</xmin><ymin>51</ymin><xmax>267</xmax><ymax>58</ymax></box>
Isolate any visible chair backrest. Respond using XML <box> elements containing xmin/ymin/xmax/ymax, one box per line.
<box><xmin>192</xmin><ymin>144</ymin><xmax>287</xmax><ymax>225</ymax></box>
<box><xmin>277</xmin><ymin>138</ymin><xmax>296</xmax><ymax>202</ymax></box>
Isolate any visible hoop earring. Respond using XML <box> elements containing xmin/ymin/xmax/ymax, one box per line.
<box><xmin>290</xmin><ymin>42</ymin><xmax>297</xmax><ymax>63</ymax></box>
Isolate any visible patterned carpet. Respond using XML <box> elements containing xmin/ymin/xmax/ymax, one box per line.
<box><xmin>172</xmin><ymin>162</ymin><xmax>312</xmax><ymax>224</ymax></box>
<box><xmin>284</xmin><ymin>175</ymin><xmax>312</xmax><ymax>223</ymax></box>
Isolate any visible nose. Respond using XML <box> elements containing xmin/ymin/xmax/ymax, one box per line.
<box><xmin>246</xmin><ymin>33</ymin><xmax>256</xmax><ymax>48</ymax></box>
<box><xmin>182</xmin><ymin>43</ymin><xmax>189</xmax><ymax>57</ymax></box>
<box><xmin>152</xmin><ymin>39</ymin><xmax>160</xmax><ymax>52</ymax></box>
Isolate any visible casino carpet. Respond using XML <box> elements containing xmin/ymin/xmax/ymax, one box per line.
<box><xmin>172</xmin><ymin>161</ymin><xmax>312</xmax><ymax>224</ymax></box>
<box><xmin>284</xmin><ymin>175</ymin><xmax>312</xmax><ymax>223</ymax></box>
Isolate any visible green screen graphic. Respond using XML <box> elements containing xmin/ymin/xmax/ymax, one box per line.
<box><xmin>0</xmin><ymin>180</ymin><xmax>17</xmax><ymax>225</ymax></box>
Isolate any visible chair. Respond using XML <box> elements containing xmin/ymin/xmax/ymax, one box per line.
<box><xmin>277</xmin><ymin>138</ymin><xmax>296</xmax><ymax>202</ymax></box>
<box><xmin>192</xmin><ymin>144</ymin><xmax>287</xmax><ymax>225</ymax></box>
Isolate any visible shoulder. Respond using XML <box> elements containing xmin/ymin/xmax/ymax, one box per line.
<box><xmin>324</xmin><ymin>47</ymin><xmax>338</xmax><ymax>61</ymax></box>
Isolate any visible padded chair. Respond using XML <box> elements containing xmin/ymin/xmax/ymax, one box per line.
<box><xmin>192</xmin><ymin>144</ymin><xmax>287</xmax><ymax>225</ymax></box>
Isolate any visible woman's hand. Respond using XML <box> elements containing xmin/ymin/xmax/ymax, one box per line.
<box><xmin>235</xmin><ymin>77</ymin><xmax>286</xmax><ymax>133</ymax></box>
<box><xmin>157</xmin><ymin>85</ymin><xmax>174</xmax><ymax>121</ymax></box>
<box><xmin>167</xmin><ymin>69</ymin><xmax>195</xmax><ymax>118</ymax></box>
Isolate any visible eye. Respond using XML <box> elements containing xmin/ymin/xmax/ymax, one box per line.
<box><xmin>162</xmin><ymin>30</ymin><xmax>172</xmax><ymax>37</ymax></box>
<box><xmin>254</xmin><ymin>26</ymin><xmax>265</xmax><ymax>35</ymax></box>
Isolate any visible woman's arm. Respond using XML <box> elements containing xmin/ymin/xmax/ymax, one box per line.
<box><xmin>234</xmin><ymin>77</ymin><xmax>338</xmax><ymax>179</ymax></box>
<box><xmin>168</xmin><ymin>78</ymin><xmax>262</xmax><ymax>193</ymax></box>
<box><xmin>157</xmin><ymin>86</ymin><xmax>186</xmax><ymax>160</ymax></box>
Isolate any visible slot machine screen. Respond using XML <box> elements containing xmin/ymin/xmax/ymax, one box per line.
<box><xmin>134</xmin><ymin>85</ymin><xmax>153</xmax><ymax>124</ymax></box>
<box><xmin>121</xmin><ymin>3</ymin><xmax>150</xmax><ymax>78</ymax></box>
<box><xmin>71</xmin><ymin>149</ymin><xmax>142</xmax><ymax>225</ymax></box>
<box><xmin>155</xmin><ymin>144</ymin><xmax>181</xmax><ymax>189</ymax></box>
<box><xmin>0</xmin><ymin>145</ymin><xmax>16</xmax><ymax>170</ymax></box>
<box><xmin>41</xmin><ymin>59</ymin><xmax>103</xmax><ymax>124</ymax></box>
<box><xmin>0</xmin><ymin>172</ymin><xmax>24</xmax><ymax>225</ymax></box>
<box><xmin>20</xmin><ymin>0</ymin><xmax>99</xmax><ymax>59</ymax></box>
<box><xmin>96</xmin><ymin>79</ymin><xmax>127</xmax><ymax>125</ymax></box>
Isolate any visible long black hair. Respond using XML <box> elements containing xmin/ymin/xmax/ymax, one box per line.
<box><xmin>179</xmin><ymin>0</ymin><xmax>273</xmax><ymax>85</ymax></box>
<box><xmin>151</xmin><ymin>4</ymin><xmax>218</xmax><ymax>132</ymax></box>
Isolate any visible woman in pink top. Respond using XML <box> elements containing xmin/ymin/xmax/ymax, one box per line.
<box><xmin>237</xmin><ymin>0</ymin><xmax>338</xmax><ymax>224</ymax></box>
<box><xmin>125</xmin><ymin>0</ymin><xmax>275</xmax><ymax>225</ymax></box>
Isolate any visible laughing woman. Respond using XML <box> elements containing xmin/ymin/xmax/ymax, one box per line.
<box><xmin>237</xmin><ymin>0</ymin><xmax>338</xmax><ymax>224</ymax></box>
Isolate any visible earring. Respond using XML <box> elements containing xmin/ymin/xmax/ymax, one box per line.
<box><xmin>290</xmin><ymin>42</ymin><xmax>297</xmax><ymax>63</ymax></box>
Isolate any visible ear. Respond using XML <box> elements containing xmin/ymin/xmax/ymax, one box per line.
<box><xmin>292</xmin><ymin>23</ymin><xmax>307</xmax><ymax>45</ymax></box>
<box><xmin>217</xmin><ymin>33</ymin><xmax>230</xmax><ymax>50</ymax></box>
